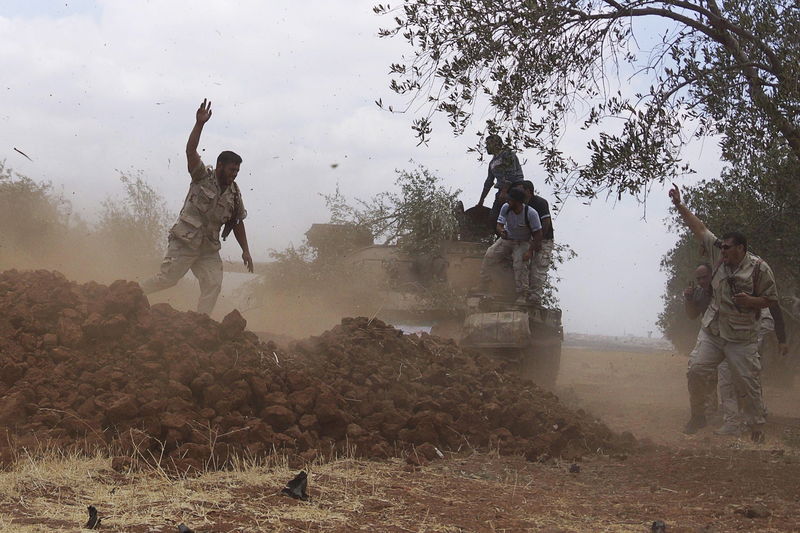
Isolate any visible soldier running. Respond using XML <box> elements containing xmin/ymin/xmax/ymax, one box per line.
<box><xmin>670</xmin><ymin>184</ymin><xmax>778</xmax><ymax>442</ymax></box>
<box><xmin>141</xmin><ymin>99</ymin><xmax>253</xmax><ymax>315</ymax></box>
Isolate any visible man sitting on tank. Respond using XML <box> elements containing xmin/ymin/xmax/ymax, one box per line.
<box><xmin>478</xmin><ymin>188</ymin><xmax>543</xmax><ymax>304</ymax></box>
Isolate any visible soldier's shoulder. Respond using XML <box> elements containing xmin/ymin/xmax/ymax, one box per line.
<box><xmin>502</xmin><ymin>148</ymin><xmax>519</xmax><ymax>161</ymax></box>
<box><xmin>196</xmin><ymin>164</ymin><xmax>215</xmax><ymax>181</ymax></box>
<box><xmin>750</xmin><ymin>254</ymin><xmax>774</xmax><ymax>274</ymax></box>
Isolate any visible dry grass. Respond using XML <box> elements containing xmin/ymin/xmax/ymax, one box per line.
<box><xmin>0</xmin><ymin>447</ymin><xmax>623</xmax><ymax>532</ymax></box>
<box><xmin>0</xmin><ymin>446</ymin><xmax>478</xmax><ymax>532</ymax></box>
<box><xmin>0</xmin><ymin>449</ymin><xmax>368</xmax><ymax>532</ymax></box>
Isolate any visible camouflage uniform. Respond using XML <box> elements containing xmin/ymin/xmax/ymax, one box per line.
<box><xmin>718</xmin><ymin>308</ymin><xmax>780</xmax><ymax>428</ymax></box>
<box><xmin>484</xmin><ymin>148</ymin><xmax>524</xmax><ymax>225</ymax></box>
<box><xmin>141</xmin><ymin>158</ymin><xmax>246</xmax><ymax>315</ymax></box>
<box><xmin>687</xmin><ymin>230</ymin><xmax>778</xmax><ymax>429</ymax></box>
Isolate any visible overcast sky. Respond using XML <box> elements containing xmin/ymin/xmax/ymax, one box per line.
<box><xmin>0</xmin><ymin>1</ymin><xmax>725</xmax><ymax>336</ymax></box>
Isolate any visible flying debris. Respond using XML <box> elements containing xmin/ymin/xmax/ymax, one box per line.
<box><xmin>13</xmin><ymin>147</ymin><xmax>33</xmax><ymax>161</ymax></box>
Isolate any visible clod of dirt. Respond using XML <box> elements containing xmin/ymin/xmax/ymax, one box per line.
<box><xmin>281</xmin><ymin>471</ymin><xmax>309</xmax><ymax>501</ymax></box>
<box><xmin>220</xmin><ymin>308</ymin><xmax>247</xmax><ymax>339</ymax></box>
<box><xmin>0</xmin><ymin>270</ymin><xmax>632</xmax><ymax>470</ymax></box>
<box><xmin>569</xmin><ymin>463</ymin><xmax>581</xmax><ymax>473</ymax></box>
<box><xmin>177</xmin><ymin>524</ymin><xmax>195</xmax><ymax>533</ymax></box>
<box><xmin>734</xmin><ymin>504</ymin><xmax>771</xmax><ymax>518</ymax></box>
<box><xmin>651</xmin><ymin>520</ymin><xmax>667</xmax><ymax>532</ymax></box>
<box><xmin>85</xmin><ymin>505</ymin><xmax>101</xmax><ymax>529</ymax></box>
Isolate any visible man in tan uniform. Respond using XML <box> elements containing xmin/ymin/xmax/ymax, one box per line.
<box><xmin>670</xmin><ymin>184</ymin><xmax>778</xmax><ymax>442</ymax></box>
<box><xmin>141</xmin><ymin>99</ymin><xmax>253</xmax><ymax>314</ymax></box>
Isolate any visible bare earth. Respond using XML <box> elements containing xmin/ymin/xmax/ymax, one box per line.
<box><xmin>2</xmin><ymin>346</ymin><xmax>799</xmax><ymax>532</ymax></box>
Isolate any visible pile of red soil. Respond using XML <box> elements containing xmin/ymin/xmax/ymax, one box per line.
<box><xmin>0</xmin><ymin>270</ymin><xmax>633</xmax><ymax>470</ymax></box>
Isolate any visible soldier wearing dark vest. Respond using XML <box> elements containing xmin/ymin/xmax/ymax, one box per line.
<box><xmin>141</xmin><ymin>99</ymin><xmax>253</xmax><ymax>315</ymax></box>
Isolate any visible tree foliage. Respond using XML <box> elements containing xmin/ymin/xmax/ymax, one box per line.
<box><xmin>0</xmin><ymin>163</ymin><xmax>171</xmax><ymax>280</ymax></box>
<box><xmin>375</xmin><ymin>0</ymin><xmax>800</xmax><ymax>202</ymax></box>
<box><xmin>324</xmin><ymin>165</ymin><xmax>461</xmax><ymax>256</ymax></box>
<box><xmin>0</xmin><ymin>160</ymin><xmax>72</xmax><ymax>254</ymax></box>
<box><xmin>98</xmin><ymin>171</ymin><xmax>173</xmax><ymax>271</ymax></box>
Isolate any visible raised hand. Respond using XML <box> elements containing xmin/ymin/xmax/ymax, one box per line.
<box><xmin>669</xmin><ymin>182</ymin><xmax>681</xmax><ymax>206</ymax></box>
<box><xmin>196</xmin><ymin>99</ymin><xmax>212</xmax><ymax>124</ymax></box>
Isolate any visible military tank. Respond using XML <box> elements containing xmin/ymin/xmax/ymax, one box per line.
<box><xmin>307</xmin><ymin>203</ymin><xmax>563</xmax><ymax>387</ymax></box>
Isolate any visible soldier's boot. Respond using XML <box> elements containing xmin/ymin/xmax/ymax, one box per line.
<box><xmin>683</xmin><ymin>415</ymin><xmax>707</xmax><ymax>435</ymax></box>
<box><xmin>713</xmin><ymin>422</ymin><xmax>743</xmax><ymax>436</ymax></box>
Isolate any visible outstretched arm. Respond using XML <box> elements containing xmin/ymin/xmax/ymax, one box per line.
<box><xmin>478</xmin><ymin>186</ymin><xmax>491</xmax><ymax>207</ymax></box>
<box><xmin>233</xmin><ymin>221</ymin><xmax>253</xmax><ymax>273</ymax></box>
<box><xmin>478</xmin><ymin>166</ymin><xmax>495</xmax><ymax>207</ymax></box>
<box><xmin>187</xmin><ymin>99</ymin><xmax>212</xmax><ymax>175</ymax></box>
<box><xmin>669</xmin><ymin>183</ymin><xmax>707</xmax><ymax>241</ymax></box>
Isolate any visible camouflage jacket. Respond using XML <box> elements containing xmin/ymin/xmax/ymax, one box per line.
<box><xmin>169</xmin><ymin>159</ymin><xmax>247</xmax><ymax>252</ymax></box>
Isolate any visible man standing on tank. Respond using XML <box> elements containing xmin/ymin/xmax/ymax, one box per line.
<box><xmin>141</xmin><ymin>99</ymin><xmax>253</xmax><ymax>315</ymax></box>
<box><xmin>476</xmin><ymin>134</ymin><xmax>525</xmax><ymax>227</ymax></box>
<box><xmin>670</xmin><ymin>184</ymin><xmax>778</xmax><ymax>442</ymax></box>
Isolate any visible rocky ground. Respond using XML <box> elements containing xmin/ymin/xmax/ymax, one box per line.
<box><xmin>0</xmin><ymin>270</ymin><xmax>629</xmax><ymax>471</ymax></box>
<box><xmin>1</xmin><ymin>346</ymin><xmax>799</xmax><ymax>532</ymax></box>
<box><xmin>2</xmin><ymin>269</ymin><xmax>800</xmax><ymax>531</ymax></box>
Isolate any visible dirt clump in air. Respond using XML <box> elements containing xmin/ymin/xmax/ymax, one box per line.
<box><xmin>0</xmin><ymin>269</ymin><xmax>633</xmax><ymax>471</ymax></box>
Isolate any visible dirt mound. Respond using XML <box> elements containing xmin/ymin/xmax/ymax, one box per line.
<box><xmin>0</xmin><ymin>270</ymin><xmax>632</xmax><ymax>470</ymax></box>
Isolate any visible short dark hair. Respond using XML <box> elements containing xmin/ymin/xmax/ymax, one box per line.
<box><xmin>217</xmin><ymin>150</ymin><xmax>242</xmax><ymax>166</ymax></box>
<box><xmin>507</xmin><ymin>188</ymin><xmax>526</xmax><ymax>202</ymax></box>
<box><xmin>697</xmin><ymin>262</ymin><xmax>712</xmax><ymax>274</ymax></box>
<box><xmin>520</xmin><ymin>180</ymin><xmax>534</xmax><ymax>193</ymax></box>
<box><xmin>721</xmin><ymin>231</ymin><xmax>747</xmax><ymax>252</ymax></box>
<box><xmin>486</xmin><ymin>134</ymin><xmax>503</xmax><ymax>146</ymax></box>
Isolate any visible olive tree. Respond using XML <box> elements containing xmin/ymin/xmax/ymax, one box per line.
<box><xmin>375</xmin><ymin>0</ymin><xmax>800</xmax><ymax>202</ymax></box>
<box><xmin>324</xmin><ymin>165</ymin><xmax>461</xmax><ymax>256</ymax></box>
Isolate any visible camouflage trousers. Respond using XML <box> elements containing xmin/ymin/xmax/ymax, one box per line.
<box><xmin>479</xmin><ymin>238</ymin><xmax>531</xmax><ymax>295</ymax></box>
<box><xmin>528</xmin><ymin>239</ymin><xmax>554</xmax><ymax>304</ymax></box>
<box><xmin>690</xmin><ymin>325</ymin><xmax>774</xmax><ymax>426</ymax></box>
<box><xmin>687</xmin><ymin>328</ymin><xmax>766</xmax><ymax>428</ymax></box>
<box><xmin>140</xmin><ymin>239</ymin><xmax>223</xmax><ymax>315</ymax></box>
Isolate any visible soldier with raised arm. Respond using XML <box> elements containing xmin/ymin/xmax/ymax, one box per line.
<box><xmin>669</xmin><ymin>184</ymin><xmax>778</xmax><ymax>442</ymax></box>
<box><xmin>141</xmin><ymin>99</ymin><xmax>253</xmax><ymax>315</ymax></box>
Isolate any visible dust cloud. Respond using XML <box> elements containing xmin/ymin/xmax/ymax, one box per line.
<box><xmin>4</xmin><ymin>166</ymin><xmax>798</xmax><ymax>453</ymax></box>
<box><xmin>0</xmin><ymin>166</ymin><xmax>380</xmax><ymax>339</ymax></box>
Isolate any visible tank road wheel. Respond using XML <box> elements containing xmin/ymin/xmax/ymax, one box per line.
<box><xmin>521</xmin><ymin>337</ymin><xmax>562</xmax><ymax>388</ymax></box>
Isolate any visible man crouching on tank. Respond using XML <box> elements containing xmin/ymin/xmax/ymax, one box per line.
<box><xmin>477</xmin><ymin>188</ymin><xmax>543</xmax><ymax>304</ymax></box>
